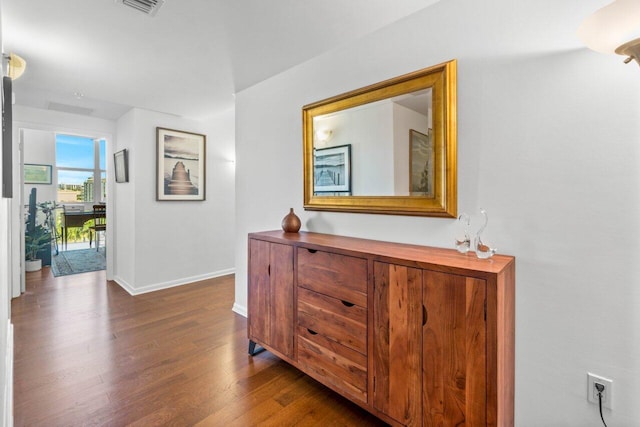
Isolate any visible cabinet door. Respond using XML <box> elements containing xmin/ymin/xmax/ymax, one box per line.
<box><xmin>248</xmin><ymin>239</ymin><xmax>270</xmax><ymax>346</ymax></box>
<box><xmin>269</xmin><ymin>242</ymin><xmax>294</xmax><ymax>357</ymax></box>
<box><xmin>373</xmin><ymin>262</ymin><xmax>422</xmax><ymax>425</ymax></box>
<box><xmin>423</xmin><ymin>271</ymin><xmax>486</xmax><ymax>426</ymax></box>
<box><xmin>248</xmin><ymin>239</ymin><xmax>294</xmax><ymax>358</ymax></box>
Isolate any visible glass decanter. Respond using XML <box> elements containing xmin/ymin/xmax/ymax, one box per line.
<box><xmin>455</xmin><ymin>212</ymin><xmax>471</xmax><ymax>254</ymax></box>
<box><xmin>475</xmin><ymin>208</ymin><xmax>497</xmax><ymax>259</ymax></box>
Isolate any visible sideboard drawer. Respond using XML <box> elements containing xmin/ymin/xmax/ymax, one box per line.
<box><xmin>297</xmin><ymin>248</ymin><xmax>367</xmax><ymax>307</ymax></box>
<box><xmin>297</xmin><ymin>287</ymin><xmax>367</xmax><ymax>354</ymax></box>
<box><xmin>297</xmin><ymin>326</ymin><xmax>367</xmax><ymax>404</ymax></box>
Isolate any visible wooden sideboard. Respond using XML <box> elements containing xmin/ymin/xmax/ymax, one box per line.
<box><xmin>247</xmin><ymin>230</ymin><xmax>515</xmax><ymax>426</ymax></box>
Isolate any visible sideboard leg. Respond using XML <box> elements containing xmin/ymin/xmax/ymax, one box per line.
<box><xmin>248</xmin><ymin>340</ymin><xmax>265</xmax><ymax>356</ymax></box>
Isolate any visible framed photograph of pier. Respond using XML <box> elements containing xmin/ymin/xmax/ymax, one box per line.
<box><xmin>24</xmin><ymin>164</ymin><xmax>52</xmax><ymax>185</ymax></box>
<box><xmin>313</xmin><ymin>144</ymin><xmax>351</xmax><ymax>194</ymax></box>
<box><xmin>156</xmin><ymin>127</ymin><xmax>206</xmax><ymax>201</ymax></box>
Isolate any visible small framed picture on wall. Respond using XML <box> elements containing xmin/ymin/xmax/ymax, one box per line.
<box><xmin>114</xmin><ymin>149</ymin><xmax>129</xmax><ymax>183</ymax></box>
<box><xmin>24</xmin><ymin>164</ymin><xmax>53</xmax><ymax>185</ymax></box>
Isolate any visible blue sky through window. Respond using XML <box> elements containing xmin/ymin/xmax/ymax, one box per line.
<box><xmin>56</xmin><ymin>134</ymin><xmax>94</xmax><ymax>169</ymax></box>
<box><xmin>56</xmin><ymin>134</ymin><xmax>106</xmax><ymax>184</ymax></box>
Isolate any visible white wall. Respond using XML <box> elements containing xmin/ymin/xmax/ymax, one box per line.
<box><xmin>114</xmin><ymin>107</ymin><xmax>235</xmax><ymax>294</ymax></box>
<box><xmin>235</xmin><ymin>0</ymin><xmax>640</xmax><ymax>425</ymax></box>
<box><xmin>114</xmin><ymin>111</ymin><xmax>136</xmax><ymax>289</ymax></box>
<box><xmin>22</xmin><ymin>129</ymin><xmax>56</xmax><ymax>203</ymax></box>
<box><xmin>0</xmin><ymin>105</ymin><xmax>11</xmax><ymax>427</ymax></box>
<box><xmin>0</xmin><ymin>6</ymin><xmax>13</xmax><ymax>425</ymax></box>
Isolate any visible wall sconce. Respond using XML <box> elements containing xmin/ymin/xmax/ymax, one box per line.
<box><xmin>578</xmin><ymin>0</ymin><xmax>640</xmax><ymax>67</ymax></box>
<box><xmin>3</xmin><ymin>53</ymin><xmax>27</xmax><ymax>80</ymax></box>
<box><xmin>315</xmin><ymin>129</ymin><xmax>332</xmax><ymax>143</ymax></box>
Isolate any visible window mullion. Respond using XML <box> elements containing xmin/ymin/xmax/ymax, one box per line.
<box><xmin>94</xmin><ymin>139</ymin><xmax>100</xmax><ymax>203</ymax></box>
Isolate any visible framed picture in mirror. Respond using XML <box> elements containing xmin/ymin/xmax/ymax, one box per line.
<box><xmin>313</xmin><ymin>144</ymin><xmax>351</xmax><ymax>194</ymax></box>
<box><xmin>409</xmin><ymin>129</ymin><xmax>434</xmax><ymax>197</ymax></box>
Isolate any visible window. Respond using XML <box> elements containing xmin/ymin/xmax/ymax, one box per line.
<box><xmin>56</xmin><ymin>134</ymin><xmax>106</xmax><ymax>203</ymax></box>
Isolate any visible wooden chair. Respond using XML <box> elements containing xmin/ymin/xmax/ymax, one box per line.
<box><xmin>89</xmin><ymin>204</ymin><xmax>106</xmax><ymax>251</ymax></box>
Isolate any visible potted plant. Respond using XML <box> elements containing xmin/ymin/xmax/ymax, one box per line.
<box><xmin>24</xmin><ymin>189</ymin><xmax>54</xmax><ymax>272</ymax></box>
<box><xmin>25</xmin><ymin>224</ymin><xmax>50</xmax><ymax>272</ymax></box>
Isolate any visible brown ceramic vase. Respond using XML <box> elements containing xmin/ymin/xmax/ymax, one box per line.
<box><xmin>281</xmin><ymin>208</ymin><xmax>301</xmax><ymax>233</ymax></box>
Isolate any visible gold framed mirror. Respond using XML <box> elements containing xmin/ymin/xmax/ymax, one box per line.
<box><xmin>303</xmin><ymin>59</ymin><xmax>457</xmax><ymax>217</ymax></box>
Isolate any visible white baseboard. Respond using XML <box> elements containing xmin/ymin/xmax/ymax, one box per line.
<box><xmin>232</xmin><ymin>303</ymin><xmax>247</xmax><ymax>318</ymax></box>
<box><xmin>113</xmin><ymin>275</ymin><xmax>135</xmax><ymax>295</ymax></box>
<box><xmin>113</xmin><ymin>268</ymin><xmax>236</xmax><ymax>296</ymax></box>
<box><xmin>4</xmin><ymin>323</ymin><xmax>13</xmax><ymax>427</ymax></box>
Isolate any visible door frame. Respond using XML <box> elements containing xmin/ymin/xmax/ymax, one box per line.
<box><xmin>12</xmin><ymin>122</ymin><xmax>115</xmax><ymax>297</ymax></box>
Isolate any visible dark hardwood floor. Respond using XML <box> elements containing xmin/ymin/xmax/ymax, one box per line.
<box><xmin>12</xmin><ymin>268</ymin><xmax>387</xmax><ymax>426</ymax></box>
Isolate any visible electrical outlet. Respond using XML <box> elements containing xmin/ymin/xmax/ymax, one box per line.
<box><xmin>587</xmin><ymin>372</ymin><xmax>613</xmax><ymax>409</ymax></box>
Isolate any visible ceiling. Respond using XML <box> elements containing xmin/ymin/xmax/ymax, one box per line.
<box><xmin>1</xmin><ymin>0</ymin><xmax>440</xmax><ymax>121</ymax></box>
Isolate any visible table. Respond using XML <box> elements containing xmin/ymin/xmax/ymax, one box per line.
<box><xmin>61</xmin><ymin>211</ymin><xmax>94</xmax><ymax>250</ymax></box>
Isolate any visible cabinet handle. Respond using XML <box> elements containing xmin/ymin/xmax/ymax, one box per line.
<box><xmin>307</xmin><ymin>328</ymin><xmax>318</xmax><ymax>335</ymax></box>
<box><xmin>341</xmin><ymin>300</ymin><xmax>355</xmax><ymax>307</ymax></box>
<box><xmin>307</xmin><ymin>248</ymin><xmax>317</xmax><ymax>253</ymax></box>
<box><xmin>422</xmin><ymin>305</ymin><xmax>428</xmax><ymax>326</ymax></box>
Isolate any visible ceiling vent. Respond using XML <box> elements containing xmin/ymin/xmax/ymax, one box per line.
<box><xmin>48</xmin><ymin>102</ymin><xmax>94</xmax><ymax>116</ymax></box>
<box><xmin>116</xmin><ymin>0</ymin><xmax>165</xmax><ymax>17</ymax></box>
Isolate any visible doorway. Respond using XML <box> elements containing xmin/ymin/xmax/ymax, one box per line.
<box><xmin>18</xmin><ymin>127</ymin><xmax>113</xmax><ymax>294</ymax></box>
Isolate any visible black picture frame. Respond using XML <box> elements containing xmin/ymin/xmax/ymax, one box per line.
<box><xmin>313</xmin><ymin>144</ymin><xmax>351</xmax><ymax>194</ymax></box>
<box><xmin>114</xmin><ymin>149</ymin><xmax>129</xmax><ymax>183</ymax></box>
<box><xmin>2</xmin><ymin>76</ymin><xmax>12</xmax><ymax>198</ymax></box>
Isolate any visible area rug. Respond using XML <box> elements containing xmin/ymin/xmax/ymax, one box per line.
<box><xmin>51</xmin><ymin>248</ymin><xmax>106</xmax><ymax>277</ymax></box>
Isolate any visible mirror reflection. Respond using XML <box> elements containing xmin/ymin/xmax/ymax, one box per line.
<box><xmin>313</xmin><ymin>89</ymin><xmax>432</xmax><ymax>197</ymax></box>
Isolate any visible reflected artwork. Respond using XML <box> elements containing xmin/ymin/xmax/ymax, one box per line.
<box><xmin>313</xmin><ymin>144</ymin><xmax>351</xmax><ymax>194</ymax></box>
<box><xmin>409</xmin><ymin>129</ymin><xmax>433</xmax><ymax>197</ymax></box>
